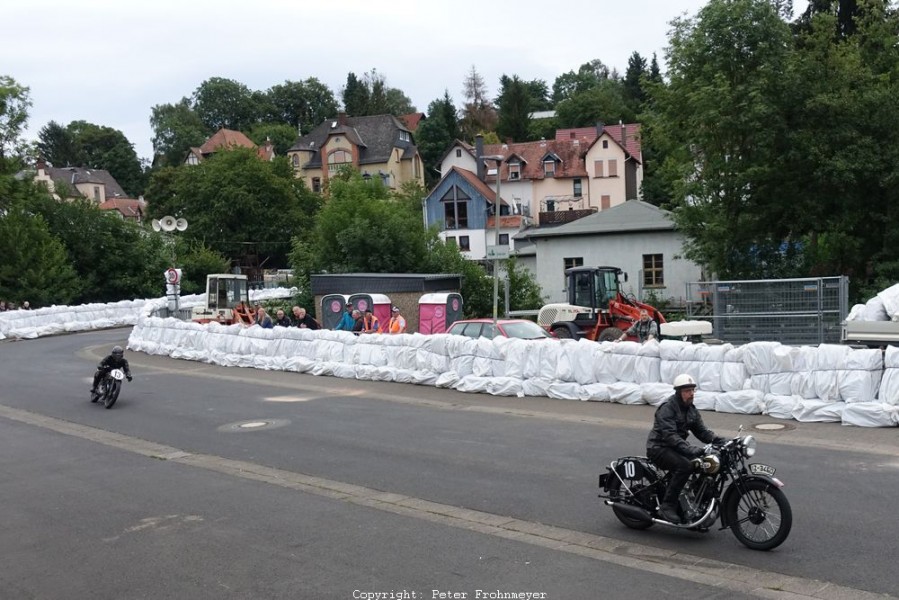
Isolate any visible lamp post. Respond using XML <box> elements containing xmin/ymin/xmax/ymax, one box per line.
<box><xmin>482</xmin><ymin>154</ymin><xmax>504</xmax><ymax>329</ymax></box>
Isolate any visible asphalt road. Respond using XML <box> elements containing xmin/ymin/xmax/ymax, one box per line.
<box><xmin>1</xmin><ymin>329</ymin><xmax>897</xmax><ymax>600</ymax></box>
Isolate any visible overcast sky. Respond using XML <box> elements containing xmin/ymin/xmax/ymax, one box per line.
<box><xmin>3</xmin><ymin>0</ymin><xmax>808</xmax><ymax>162</ymax></box>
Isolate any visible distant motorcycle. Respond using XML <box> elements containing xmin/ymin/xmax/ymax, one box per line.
<box><xmin>90</xmin><ymin>368</ymin><xmax>125</xmax><ymax>409</ymax></box>
<box><xmin>598</xmin><ymin>430</ymin><xmax>792</xmax><ymax>550</ymax></box>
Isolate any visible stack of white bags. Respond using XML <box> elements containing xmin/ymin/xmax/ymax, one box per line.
<box><xmin>127</xmin><ymin>315</ymin><xmax>899</xmax><ymax>428</ymax></box>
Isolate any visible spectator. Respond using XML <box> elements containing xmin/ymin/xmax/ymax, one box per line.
<box><xmin>361</xmin><ymin>310</ymin><xmax>380</xmax><ymax>334</ymax></box>
<box><xmin>255</xmin><ymin>306</ymin><xmax>274</xmax><ymax>329</ymax></box>
<box><xmin>618</xmin><ymin>309</ymin><xmax>658</xmax><ymax>343</ymax></box>
<box><xmin>0</xmin><ymin>300</ymin><xmax>8</xmax><ymax>311</ymax></box>
<box><xmin>387</xmin><ymin>306</ymin><xmax>406</xmax><ymax>334</ymax></box>
<box><xmin>274</xmin><ymin>309</ymin><xmax>292</xmax><ymax>328</ymax></box>
<box><xmin>291</xmin><ymin>306</ymin><xmax>320</xmax><ymax>330</ymax></box>
<box><xmin>334</xmin><ymin>302</ymin><xmax>355</xmax><ymax>331</ymax></box>
<box><xmin>351</xmin><ymin>309</ymin><xmax>364</xmax><ymax>333</ymax></box>
<box><xmin>21</xmin><ymin>301</ymin><xmax>31</xmax><ymax>310</ymax></box>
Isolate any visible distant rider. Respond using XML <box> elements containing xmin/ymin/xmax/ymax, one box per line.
<box><xmin>91</xmin><ymin>345</ymin><xmax>132</xmax><ymax>394</ymax></box>
<box><xmin>646</xmin><ymin>374</ymin><xmax>724</xmax><ymax>523</ymax></box>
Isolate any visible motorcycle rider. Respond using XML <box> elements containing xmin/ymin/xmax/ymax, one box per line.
<box><xmin>91</xmin><ymin>345</ymin><xmax>132</xmax><ymax>395</ymax></box>
<box><xmin>647</xmin><ymin>374</ymin><xmax>725</xmax><ymax>523</ymax></box>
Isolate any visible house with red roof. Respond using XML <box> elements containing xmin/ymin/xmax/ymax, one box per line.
<box><xmin>185</xmin><ymin>128</ymin><xmax>275</xmax><ymax>165</ymax></box>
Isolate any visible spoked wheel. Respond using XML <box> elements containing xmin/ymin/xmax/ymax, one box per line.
<box><xmin>607</xmin><ymin>475</ymin><xmax>655</xmax><ymax>530</ymax></box>
<box><xmin>726</xmin><ymin>480</ymin><xmax>792</xmax><ymax>550</ymax></box>
<box><xmin>104</xmin><ymin>380</ymin><xmax>121</xmax><ymax>409</ymax></box>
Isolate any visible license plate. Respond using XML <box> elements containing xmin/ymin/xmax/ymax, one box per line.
<box><xmin>749</xmin><ymin>463</ymin><xmax>776</xmax><ymax>477</ymax></box>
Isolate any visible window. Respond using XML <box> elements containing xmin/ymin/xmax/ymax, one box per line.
<box><xmin>644</xmin><ymin>254</ymin><xmax>664</xmax><ymax>287</ymax></box>
<box><xmin>456</xmin><ymin>148</ymin><xmax>462</xmax><ymax>158</ymax></box>
<box><xmin>608</xmin><ymin>159</ymin><xmax>618</xmax><ymax>177</ymax></box>
<box><xmin>399</xmin><ymin>131</ymin><xmax>410</xmax><ymax>142</ymax></box>
<box><xmin>602</xmin><ymin>140</ymin><xmax>609</xmax><ymax>149</ymax></box>
<box><xmin>413</xmin><ymin>156</ymin><xmax>420</xmax><ymax>178</ymax></box>
<box><xmin>594</xmin><ymin>160</ymin><xmax>604</xmax><ymax>178</ymax></box>
<box><xmin>327</xmin><ymin>149</ymin><xmax>352</xmax><ymax>173</ymax></box>
<box><xmin>459</xmin><ymin>236</ymin><xmax>470</xmax><ymax>251</ymax></box>
<box><xmin>312</xmin><ymin>178</ymin><xmax>321</xmax><ymax>193</ymax></box>
<box><xmin>93</xmin><ymin>186</ymin><xmax>100</xmax><ymax>201</ymax></box>
<box><xmin>543</xmin><ymin>159</ymin><xmax>555</xmax><ymax>177</ymax></box>
<box><xmin>442</xmin><ymin>186</ymin><xmax>469</xmax><ymax>229</ymax></box>
<box><xmin>499</xmin><ymin>233</ymin><xmax>509</xmax><ymax>245</ymax></box>
<box><xmin>186</xmin><ymin>154</ymin><xmax>199</xmax><ymax>165</ymax></box>
<box><xmin>291</xmin><ymin>154</ymin><xmax>300</xmax><ymax>167</ymax></box>
<box><xmin>601</xmin><ymin>195</ymin><xmax>610</xmax><ymax>209</ymax></box>
<box><xmin>573</xmin><ymin>178</ymin><xmax>582</xmax><ymax>197</ymax></box>
<box><xmin>509</xmin><ymin>161</ymin><xmax>521</xmax><ymax>180</ymax></box>
<box><xmin>563</xmin><ymin>257</ymin><xmax>584</xmax><ymax>291</ymax></box>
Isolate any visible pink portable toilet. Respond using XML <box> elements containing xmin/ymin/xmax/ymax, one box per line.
<box><xmin>418</xmin><ymin>293</ymin><xmax>463</xmax><ymax>334</ymax></box>
<box><xmin>321</xmin><ymin>294</ymin><xmax>350</xmax><ymax>329</ymax></box>
<box><xmin>347</xmin><ymin>293</ymin><xmax>392</xmax><ymax>331</ymax></box>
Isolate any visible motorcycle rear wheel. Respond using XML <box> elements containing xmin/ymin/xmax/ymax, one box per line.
<box><xmin>607</xmin><ymin>476</ymin><xmax>655</xmax><ymax>530</ymax></box>
<box><xmin>725</xmin><ymin>480</ymin><xmax>792</xmax><ymax>550</ymax></box>
<box><xmin>104</xmin><ymin>380</ymin><xmax>121</xmax><ymax>409</ymax></box>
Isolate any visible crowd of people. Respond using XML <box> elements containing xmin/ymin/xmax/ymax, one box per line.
<box><xmin>0</xmin><ymin>300</ymin><xmax>32</xmax><ymax>311</ymax></box>
<box><xmin>250</xmin><ymin>301</ymin><xmax>406</xmax><ymax>335</ymax></box>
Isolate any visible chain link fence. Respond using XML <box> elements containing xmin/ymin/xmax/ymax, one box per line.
<box><xmin>685</xmin><ymin>276</ymin><xmax>849</xmax><ymax>345</ymax></box>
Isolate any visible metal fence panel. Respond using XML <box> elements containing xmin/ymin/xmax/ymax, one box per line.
<box><xmin>685</xmin><ymin>276</ymin><xmax>848</xmax><ymax>345</ymax></box>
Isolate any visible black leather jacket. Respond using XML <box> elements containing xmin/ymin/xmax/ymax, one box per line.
<box><xmin>98</xmin><ymin>354</ymin><xmax>131</xmax><ymax>377</ymax></box>
<box><xmin>646</xmin><ymin>393</ymin><xmax>717</xmax><ymax>457</ymax></box>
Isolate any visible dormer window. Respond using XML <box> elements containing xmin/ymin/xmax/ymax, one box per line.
<box><xmin>509</xmin><ymin>161</ymin><xmax>521</xmax><ymax>180</ymax></box>
<box><xmin>542</xmin><ymin>152</ymin><xmax>560</xmax><ymax>177</ymax></box>
<box><xmin>399</xmin><ymin>131</ymin><xmax>410</xmax><ymax>142</ymax></box>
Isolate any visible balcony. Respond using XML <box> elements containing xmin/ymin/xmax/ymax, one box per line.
<box><xmin>538</xmin><ymin>196</ymin><xmax>597</xmax><ymax>225</ymax></box>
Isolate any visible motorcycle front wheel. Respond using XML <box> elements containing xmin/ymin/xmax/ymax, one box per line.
<box><xmin>104</xmin><ymin>380</ymin><xmax>121</xmax><ymax>409</ymax></box>
<box><xmin>725</xmin><ymin>480</ymin><xmax>792</xmax><ymax>550</ymax></box>
<box><xmin>606</xmin><ymin>475</ymin><xmax>655</xmax><ymax>530</ymax></box>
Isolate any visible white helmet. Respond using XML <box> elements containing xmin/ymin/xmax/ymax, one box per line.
<box><xmin>673</xmin><ymin>374</ymin><xmax>697</xmax><ymax>391</ymax></box>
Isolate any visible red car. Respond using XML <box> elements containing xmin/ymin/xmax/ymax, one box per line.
<box><xmin>446</xmin><ymin>318</ymin><xmax>553</xmax><ymax>340</ymax></box>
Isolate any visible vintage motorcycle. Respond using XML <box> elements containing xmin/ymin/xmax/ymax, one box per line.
<box><xmin>90</xmin><ymin>368</ymin><xmax>126</xmax><ymax>409</ymax></box>
<box><xmin>598</xmin><ymin>430</ymin><xmax>792</xmax><ymax>550</ymax></box>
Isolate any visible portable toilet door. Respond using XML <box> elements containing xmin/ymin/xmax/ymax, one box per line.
<box><xmin>418</xmin><ymin>292</ymin><xmax>464</xmax><ymax>334</ymax></box>
<box><xmin>347</xmin><ymin>293</ymin><xmax>392</xmax><ymax>331</ymax></box>
<box><xmin>321</xmin><ymin>294</ymin><xmax>350</xmax><ymax>329</ymax></box>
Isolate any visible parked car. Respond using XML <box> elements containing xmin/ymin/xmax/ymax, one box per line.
<box><xmin>446</xmin><ymin>318</ymin><xmax>554</xmax><ymax>340</ymax></box>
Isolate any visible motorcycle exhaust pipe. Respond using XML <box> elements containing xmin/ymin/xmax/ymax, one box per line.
<box><xmin>606</xmin><ymin>501</ymin><xmax>653</xmax><ymax>524</ymax></box>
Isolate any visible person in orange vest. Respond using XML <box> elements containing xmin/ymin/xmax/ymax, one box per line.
<box><xmin>361</xmin><ymin>309</ymin><xmax>380</xmax><ymax>334</ymax></box>
<box><xmin>387</xmin><ymin>306</ymin><xmax>406</xmax><ymax>334</ymax></box>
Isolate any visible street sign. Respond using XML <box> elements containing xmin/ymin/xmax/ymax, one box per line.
<box><xmin>486</xmin><ymin>245</ymin><xmax>510</xmax><ymax>260</ymax></box>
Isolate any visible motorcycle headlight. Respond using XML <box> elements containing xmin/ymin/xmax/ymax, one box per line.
<box><xmin>741</xmin><ymin>435</ymin><xmax>757</xmax><ymax>458</ymax></box>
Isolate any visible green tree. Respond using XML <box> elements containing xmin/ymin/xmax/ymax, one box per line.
<box><xmin>68</xmin><ymin>120</ymin><xmax>146</xmax><ymax>196</ymax></box>
<box><xmin>247</xmin><ymin>122</ymin><xmax>300</xmax><ymax>156</ymax></box>
<box><xmin>623</xmin><ymin>51</ymin><xmax>648</xmax><ymax>108</ymax></box>
<box><xmin>150</xmin><ymin>97</ymin><xmax>209</xmax><ymax>167</ymax></box>
<box><xmin>341</xmin><ymin>70</ymin><xmax>415</xmax><ymax>117</ymax></box>
<box><xmin>649</xmin><ymin>0</ymin><xmax>796</xmax><ymax>278</ymax></box>
<box><xmin>555</xmin><ymin>79</ymin><xmax>635</xmax><ymax>128</ymax></box>
<box><xmin>168</xmin><ymin>148</ymin><xmax>317</xmax><ymax>268</ymax></box>
<box><xmin>0</xmin><ymin>75</ymin><xmax>32</xmax><ymax>171</ymax></box>
<box><xmin>495</xmin><ymin>75</ymin><xmax>534</xmax><ymax>143</ymax></box>
<box><xmin>416</xmin><ymin>93</ymin><xmax>458</xmax><ymax>186</ymax></box>
<box><xmin>36</xmin><ymin>120</ymin><xmax>80</xmax><ymax>167</ymax></box>
<box><xmin>264</xmin><ymin>78</ymin><xmax>338</xmax><ymax>133</ymax></box>
<box><xmin>192</xmin><ymin>77</ymin><xmax>259</xmax><ymax>131</ymax></box>
<box><xmin>342</xmin><ymin>72</ymin><xmax>369</xmax><ymax>116</ymax></box>
<box><xmin>551</xmin><ymin>59</ymin><xmax>612</xmax><ymax>104</ymax></box>
<box><xmin>0</xmin><ymin>178</ymin><xmax>80</xmax><ymax>305</ymax></box>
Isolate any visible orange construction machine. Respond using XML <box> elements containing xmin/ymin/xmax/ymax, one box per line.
<box><xmin>537</xmin><ymin>266</ymin><xmax>665</xmax><ymax>342</ymax></box>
